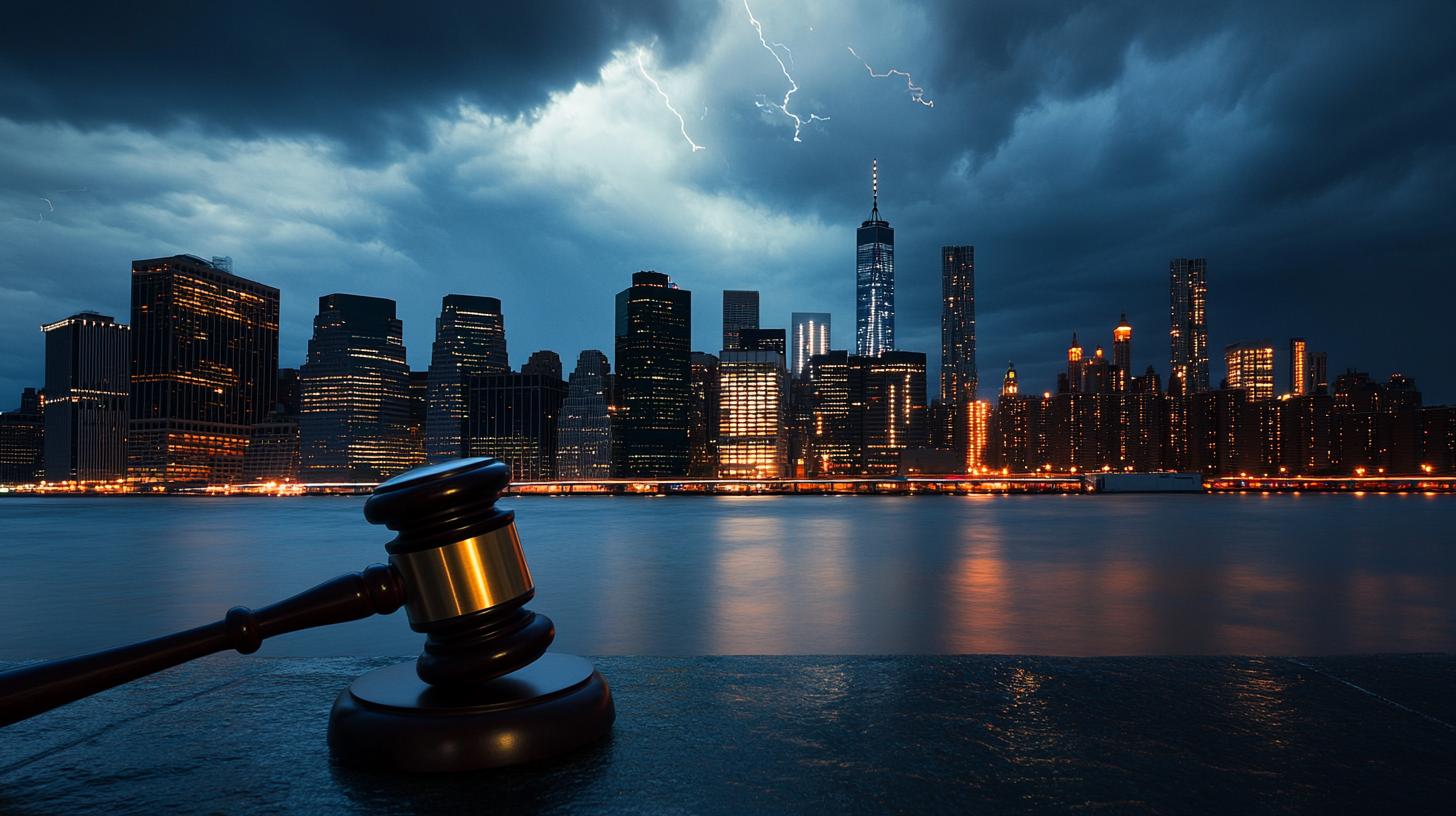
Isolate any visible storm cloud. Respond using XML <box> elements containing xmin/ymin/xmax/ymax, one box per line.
<box><xmin>1</xmin><ymin>0</ymin><xmax>1452</xmax><ymax>405</ymax></box>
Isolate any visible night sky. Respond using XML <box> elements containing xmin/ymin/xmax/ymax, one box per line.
<box><xmin>2</xmin><ymin>1</ymin><xmax>1452</xmax><ymax>403</ymax></box>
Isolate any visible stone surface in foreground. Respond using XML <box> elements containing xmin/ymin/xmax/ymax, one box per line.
<box><xmin>0</xmin><ymin>655</ymin><xmax>1452</xmax><ymax>814</ymax></box>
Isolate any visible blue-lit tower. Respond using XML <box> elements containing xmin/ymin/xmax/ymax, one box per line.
<box><xmin>856</xmin><ymin>160</ymin><xmax>895</xmax><ymax>358</ymax></box>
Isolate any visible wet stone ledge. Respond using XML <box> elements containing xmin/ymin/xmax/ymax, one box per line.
<box><xmin>1</xmin><ymin>655</ymin><xmax>1453</xmax><ymax>814</ymax></box>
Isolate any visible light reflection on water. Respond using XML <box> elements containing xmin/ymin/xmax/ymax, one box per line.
<box><xmin>0</xmin><ymin>493</ymin><xmax>1451</xmax><ymax>659</ymax></box>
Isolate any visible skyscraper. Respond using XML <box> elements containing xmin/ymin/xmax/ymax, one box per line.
<box><xmin>41</xmin><ymin>312</ymin><xmax>130</xmax><ymax>482</ymax></box>
<box><xmin>241</xmin><ymin>368</ymin><xmax>301</xmax><ymax>485</ymax></box>
<box><xmin>940</xmin><ymin>245</ymin><xmax>976</xmax><ymax>403</ymax></box>
<box><xmin>1225</xmin><ymin>342</ymin><xmax>1275</xmax><ymax>402</ymax></box>
<box><xmin>1113</xmin><ymin>314</ymin><xmax>1132</xmax><ymax>391</ymax></box>
<box><xmin>718</xmin><ymin>349</ymin><xmax>788</xmax><ymax>478</ymax></box>
<box><xmin>1309</xmin><ymin>350</ymin><xmax>1329</xmax><ymax>395</ymax></box>
<box><xmin>739</xmin><ymin>328</ymin><xmax>787</xmax><ymax>357</ymax></box>
<box><xmin>722</xmin><ymin>290</ymin><xmax>759</xmax><ymax>352</ymax></box>
<box><xmin>807</xmin><ymin>351</ymin><xmax>864</xmax><ymax>475</ymax></box>
<box><xmin>128</xmin><ymin>255</ymin><xmax>279</xmax><ymax>484</ymax></box>
<box><xmin>790</xmin><ymin>312</ymin><xmax>830</xmax><ymax>380</ymax></box>
<box><xmin>1066</xmin><ymin>333</ymin><xmax>1084</xmax><ymax>393</ymax></box>
<box><xmin>464</xmin><ymin>369</ymin><xmax>566</xmax><ymax>481</ymax></box>
<box><xmin>963</xmin><ymin>400</ymin><xmax>992</xmax><ymax>473</ymax></box>
<box><xmin>856</xmin><ymin>160</ymin><xmax>895</xmax><ymax>357</ymax></box>
<box><xmin>0</xmin><ymin>388</ymin><xmax>44</xmax><ymax>484</ymax></box>
<box><xmin>407</xmin><ymin>370</ymin><xmax>428</xmax><ymax>466</ymax></box>
<box><xmin>298</xmin><ymin>294</ymin><xmax>413</xmax><ymax>482</ymax></box>
<box><xmin>688</xmin><ymin>352</ymin><xmax>720</xmax><ymax>477</ymax></box>
<box><xmin>523</xmin><ymin>350</ymin><xmax>563</xmax><ymax>380</ymax></box>
<box><xmin>614</xmin><ymin>271</ymin><xmax>692</xmax><ymax>476</ymax></box>
<box><xmin>556</xmin><ymin>351</ymin><xmax>613</xmax><ymax>480</ymax></box>
<box><xmin>1290</xmin><ymin>338</ymin><xmax>1308</xmax><ymax>396</ymax></box>
<box><xmin>863</xmin><ymin>351</ymin><xmax>927</xmax><ymax>473</ymax></box>
<box><xmin>424</xmin><ymin>295</ymin><xmax>508</xmax><ymax>462</ymax></box>
<box><xmin>1169</xmin><ymin>257</ymin><xmax>1210</xmax><ymax>394</ymax></box>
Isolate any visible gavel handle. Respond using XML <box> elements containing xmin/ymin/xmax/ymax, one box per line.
<box><xmin>0</xmin><ymin>563</ymin><xmax>405</xmax><ymax>728</ymax></box>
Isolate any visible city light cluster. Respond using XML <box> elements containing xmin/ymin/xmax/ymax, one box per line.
<box><xmin>1</xmin><ymin>167</ymin><xmax>1451</xmax><ymax>494</ymax></box>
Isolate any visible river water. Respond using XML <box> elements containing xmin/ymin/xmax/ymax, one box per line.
<box><xmin>1</xmin><ymin>494</ymin><xmax>1451</xmax><ymax>658</ymax></box>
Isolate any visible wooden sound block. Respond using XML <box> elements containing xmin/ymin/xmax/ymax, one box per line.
<box><xmin>328</xmin><ymin>653</ymin><xmax>614</xmax><ymax>772</ymax></box>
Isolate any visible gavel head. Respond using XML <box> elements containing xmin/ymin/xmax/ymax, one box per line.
<box><xmin>364</xmin><ymin>457</ymin><xmax>554</xmax><ymax>688</ymax></box>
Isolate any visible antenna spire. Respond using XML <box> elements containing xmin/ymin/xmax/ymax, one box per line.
<box><xmin>871</xmin><ymin>159</ymin><xmax>879</xmax><ymax>219</ymax></box>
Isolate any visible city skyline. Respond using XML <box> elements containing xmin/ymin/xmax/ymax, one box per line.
<box><xmin>1</xmin><ymin>2</ymin><xmax>1451</xmax><ymax>406</ymax></box>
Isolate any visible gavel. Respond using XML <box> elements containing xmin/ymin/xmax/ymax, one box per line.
<box><xmin>0</xmin><ymin>457</ymin><xmax>614</xmax><ymax>771</ymax></box>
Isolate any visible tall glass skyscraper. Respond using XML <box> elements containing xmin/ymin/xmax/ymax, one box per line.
<box><xmin>688</xmin><ymin>352</ymin><xmax>720</xmax><ymax>477</ymax></box>
<box><xmin>1113</xmin><ymin>314</ymin><xmax>1132</xmax><ymax>392</ymax></box>
<box><xmin>722</xmin><ymin>290</ymin><xmax>759</xmax><ymax>352</ymax></box>
<box><xmin>939</xmin><ymin>245</ymin><xmax>976</xmax><ymax>403</ymax></box>
<box><xmin>463</xmin><ymin>369</ymin><xmax>566</xmax><ymax>481</ymax></box>
<box><xmin>790</xmin><ymin>312</ymin><xmax>830</xmax><ymax>381</ymax></box>
<box><xmin>298</xmin><ymin>293</ymin><xmax>413</xmax><ymax>483</ymax></box>
<box><xmin>424</xmin><ymin>295</ymin><xmax>508</xmax><ymax>462</ymax></box>
<box><xmin>717</xmin><ymin>349</ymin><xmax>787</xmax><ymax>478</ymax></box>
<box><xmin>556</xmin><ymin>350</ymin><xmax>613</xmax><ymax>479</ymax></box>
<box><xmin>127</xmin><ymin>255</ymin><xmax>279</xmax><ymax>485</ymax></box>
<box><xmin>614</xmin><ymin>271</ymin><xmax>692</xmax><ymax>476</ymax></box>
<box><xmin>856</xmin><ymin>160</ymin><xmax>895</xmax><ymax>358</ymax></box>
<box><xmin>42</xmin><ymin>312</ymin><xmax>130</xmax><ymax>482</ymax></box>
<box><xmin>1169</xmin><ymin>257</ymin><xmax>1210</xmax><ymax>394</ymax></box>
<box><xmin>0</xmin><ymin>387</ymin><xmax>45</xmax><ymax>484</ymax></box>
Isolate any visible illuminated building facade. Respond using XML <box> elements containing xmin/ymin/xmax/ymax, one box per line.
<box><xmin>940</xmin><ymin>245</ymin><xmax>977</xmax><ymax>403</ymax></box>
<box><xmin>0</xmin><ymin>388</ymin><xmax>45</xmax><ymax>484</ymax></box>
<box><xmin>424</xmin><ymin>295</ymin><xmax>508</xmax><ymax>462</ymax></box>
<box><xmin>1065</xmin><ymin>334</ymin><xmax>1084</xmax><ymax>392</ymax></box>
<box><xmin>722</xmin><ymin>290</ymin><xmax>759</xmax><ymax>352</ymax></box>
<box><xmin>614</xmin><ymin>271</ymin><xmax>692</xmax><ymax>477</ymax></box>
<box><xmin>298</xmin><ymin>294</ymin><xmax>413</xmax><ymax>483</ymax></box>
<box><xmin>807</xmin><ymin>351</ymin><xmax>864</xmax><ymax>474</ymax></box>
<box><xmin>1290</xmin><ymin>338</ymin><xmax>1308</xmax><ymax>396</ymax></box>
<box><xmin>717</xmin><ymin>349</ymin><xmax>787</xmax><ymax>478</ymax></box>
<box><xmin>863</xmin><ymin>351</ymin><xmax>926</xmax><ymax>474</ymax></box>
<box><xmin>1225</xmin><ymin>342</ymin><xmax>1275</xmax><ymax>401</ymax></box>
<box><xmin>463</xmin><ymin>370</ymin><xmax>567</xmax><ymax>481</ymax></box>
<box><xmin>1278</xmin><ymin>392</ymin><xmax>1333</xmax><ymax>474</ymax></box>
<box><xmin>687</xmin><ymin>352</ymin><xmax>720</xmax><ymax>477</ymax></box>
<box><xmin>1169</xmin><ymin>257</ymin><xmax>1210</xmax><ymax>394</ymax></box>
<box><xmin>128</xmin><ymin>255</ymin><xmax>279</xmax><ymax>484</ymax></box>
<box><xmin>556</xmin><ymin>350</ymin><xmax>613</xmax><ymax>480</ymax></box>
<box><xmin>1123</xmin><ymin>368</ymin><xmax>1167</xmax><ymax>472</ymax></box>
<box><xmin>856</xmin><ymin>160</ymin><xmax>895</xmax><ymax>357</ymax></box>
<box><xmin>790</xmin><ymin>312</ymin><xmax>830</xmax><ymax>381</ymax></box>
<box><xmin>963</xmin><ymin>399</ymin><xmax>991</xmax><ymax>472</ymax></box>
<box><xmin>992</xmin><ymin>364</ymin><xmax>1033</xmax><ymax>472</ymax></box>
<box><xmin>42</xmin><ymin>312</ymin><xmax>130</xmax><ymax>482</ymax></box>
<box><xmin>1083</xmin><ymin>347</ymin><xmax>1112</xmax><ymax>395</ymax></box>
<box><xmin>1113</xmin><ymin>314</ymin><xmax>1132</xmax><ymax>391</ymax></box>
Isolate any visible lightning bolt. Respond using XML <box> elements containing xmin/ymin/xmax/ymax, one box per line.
<box><xmin>636</xmin><ymin>49</ymin><xmax>705</xmax><ymax>153</ymax></box>
<box><xmin>743</xmin><ymin>0</ymin><xmax>828</xmax><ymax>143</ymax></box>
<box><xmin>36</xmin><ymin>188</ymin><xmax>88</xmax><ymax>221</ymax></box>
<box><xmin>848</xmin><ymin>46</ymin><xmax>935</xmax><ymax>108</ymax></box>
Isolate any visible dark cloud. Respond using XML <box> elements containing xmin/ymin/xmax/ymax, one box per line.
<box><xmin>0</xmin><ymin>0</ymin><xmax>1453</xmax><ymax>408</ymax></box>
<box><xmin>0</xmin><ymin>1</ymin><xmax>713</xmax><ymax>152</ymax></box>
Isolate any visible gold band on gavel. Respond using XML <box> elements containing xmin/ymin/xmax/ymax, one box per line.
<box><xmin>388</xmin><ymin>523</ymin><xmax>534</xmax><ymax>627</ymax></box>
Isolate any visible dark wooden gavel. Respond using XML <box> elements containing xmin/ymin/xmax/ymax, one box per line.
<box><xmin>0</xmin><ymin>457</ymin><xmax>561</xmax><ymax>732</ymax></box>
